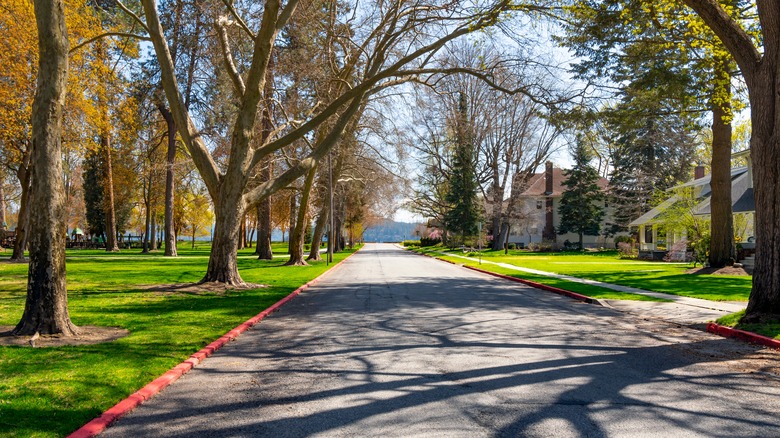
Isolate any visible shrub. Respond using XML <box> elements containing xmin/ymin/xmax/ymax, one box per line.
<box><xmin>420</xmin><ymin>237</ymin><xmax>441</xmax><ymax>247</ymax></box>
<box><xmin>402</xmin><ymin>240</ymin><xmax>421</xmax><ymax>247</ymax></box>
<box><xmin>507</xmin><ymin>243</ymin><xmax>516</xmax><ymax>250</ymax></box>
<box><xmin>617</xmin><ymin>241</ymin><xmax>637</xmax><ymax>259</ymax></box>
<box><xmin>528</xmin><ymin>241</ymin><xmax>555</xmax><ymax>252</ymax></box>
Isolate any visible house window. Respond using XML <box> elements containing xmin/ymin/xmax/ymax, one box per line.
<box><xmin>645</xmin><ymin>227</ymin><xmax>653</xmax><ymax>243</ymax></box>
<box><xmin>536</xmin><ymin>200</ymin><xmax>543</xmax><ymax>209</ymax></box>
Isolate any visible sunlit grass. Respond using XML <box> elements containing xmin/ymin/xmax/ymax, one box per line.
<box><xmin>0</xmin><ymin>242</ymin><xmax>355</xmax><ymax>438</ymax></box>
<box><xmin>414</xmin><ymin>247</ymin><xmax>751</xmax><ymax>302</ymax></box>
<box><xmin>716</xmin><ymin>310</ymin><xmax>780</xmax><ymax>340</ymax></box>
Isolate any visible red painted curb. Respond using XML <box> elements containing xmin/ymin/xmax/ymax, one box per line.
<box><xmin>67</xmin><ymin>249</ymin><xmax>359</xmax><ymax>438</ymax></box>
<box><xmin>706</xmin><ymin>322</ymin><xmax>780</xmax><ymax>350</ymax></box>
<box><xmin>409</xmin><ymin>249</ymin><xmax>594</xmax><ymax>305</ymax></box>
<box><xmin>463</xmin><ymin>265</ymin><xmax>595</xmax><ymax>304</ymax></box>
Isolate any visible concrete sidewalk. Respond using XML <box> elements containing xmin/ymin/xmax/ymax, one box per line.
<box><xmin>436</xmin><ymin>251</ymin><xmax>747</xmax><ymax>326</ymax></box>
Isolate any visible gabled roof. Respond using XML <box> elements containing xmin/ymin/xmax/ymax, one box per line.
<box><xmin>518</xmin><ymin>167</ymin><xmax>609</xmax><ymax>197</ymax></box>
<box><xmin>629</xmin><ymin>167</ymin><xmax>754</xmax><ymax>226</ymax></box>
<box><xmin>628</xmin><ymin>196</ymin><xmax>680</xmax><ymax>227</ymax></box>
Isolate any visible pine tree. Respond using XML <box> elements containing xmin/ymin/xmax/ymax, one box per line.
<box><xmin>558</xmin><ymin>140</ymin><xmax>605</xmax><ymax>249</ymax></box>
<box><xmin>444</xmin><ymin>93</ymin><xmax>481</xmax><ymax>246</ymax></box>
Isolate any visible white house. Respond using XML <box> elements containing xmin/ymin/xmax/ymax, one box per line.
<box><xmin>628</xmin><ymin>150</ymin><xmax>755</xmax><ymax>262</ymax></box>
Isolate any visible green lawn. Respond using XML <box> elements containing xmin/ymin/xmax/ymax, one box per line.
<box><xmin>0</xmin><ymin>242</ymin><xmax>353</xmax><ymax>438</ymax></box>
<box><xmin>422</xmin><ymin>248</ymin><xmax>752</xmax><ymax>303</ymax></box>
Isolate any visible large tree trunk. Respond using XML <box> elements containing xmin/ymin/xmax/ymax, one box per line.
<box><xmin>14</xmin><ymin>0</ymin><xmax>77</xmax><ymax>336</ymax></box>
<box><xmin>287</xmin><ymin>168</ymin><xmax>316</xmax><ymax>266</ymax></box>
<box><xmin>203</xmin><ymin>187</ymin><xmax>246</xmax><ymax>285</ymax></box>
<box><xmin>159</xmin><ymin>105</ymin><xmax>178</xmax><ymax>257</ymax></box>
<box><xmin>12</xmin><ymin>162</ymin><xmax>31</xmax><ymax>260</ymax></box>
<box><xmin>744</xmin><ymin>65</ymin><xmax>780</xmax><ymax>321</ymax></box>
<box><xmin>683</xmin><ymin>0</ymin><xmax>780</xmax><ymax>323</ymax></box>
<box><xmin>708</xmin><ymin>59</ymin><xmax>734</xmax><ymax>268</ymax></box>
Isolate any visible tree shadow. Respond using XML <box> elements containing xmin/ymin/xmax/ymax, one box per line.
<box><xmin>103</xmin><ymin>247</ymin><xmax>780</xmax><ymax>437</ymax></box>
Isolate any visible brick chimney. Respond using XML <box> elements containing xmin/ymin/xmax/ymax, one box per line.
<box><xmin>694</xmin><ymin>165</ymin><xmax>706</xmax><ymax>179</ymax></box>
<box><xmin>544</xmin><ymin>161</ymin><xmax>553</xmax><ymax>195</ymax></box>
<box><xmin>542</xmin><ymin>161</ymin><xmax>556</xmax><ymax>242</ymax></box>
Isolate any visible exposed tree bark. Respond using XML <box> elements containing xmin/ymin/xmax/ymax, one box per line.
<box><xmin>287</xmin><ymin>167</ymin><xmax>316</xmax><ymax>266</ymax></box>
<box><xmin>11</xmin><ymin>160</ymin><xmax>31</xmax><ymax>260</ymax></box>
<box><xmin>142</xmin><ymin>188</ymin><xmax>152</xmax><ymax>253</ymax></box>
<box><xmin>287</xmin><ymin>192</ymin><xmax>297</xmax><ymax>255</ymax></box>
<box><xmin>0</xmin><ymin>177</ymin><xmax>6</xmax><ymax>231</ymax></box>
<box><xmin>708</xmin><ymin>56</ymin><xmax>734</xmax><ymax>268</ymax></box>
<box><xmin>100</xmin><ymin>131</ymin><xmax>119</xmax><ymax>252</ymax></box>
<box><xmin>256</xmin><ymin>199</ymin><xmax>273</xmax><ymax>259</ymax></box>
<box><xmin>158</xmin><ymin>104</ymin><xmax>178</xmax><ymax>256</ymax></box>
<box><xmin>150</xmin><ymin>206</ymin><xmax>158</xmax><ymax>251</ymax></box>
<box><xmin>683</xmin><ymin>0</ymin><xmax>780</xmax><ymax>321</ymax></box>
<box><xmin>307</xmin><ymin>204</ymin><xmax>327</xmax><ymax>261</ymax></box>
<box><xmin>14</xmin><ymin>0</ymin><xmax>77</xmax><ymax>336</ymax></box>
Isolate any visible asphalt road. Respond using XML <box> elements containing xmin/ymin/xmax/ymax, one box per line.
<box><xmin>102</xmin><ymin>243</ymin><xmax>780</xmax><ymax>437</ymax></box>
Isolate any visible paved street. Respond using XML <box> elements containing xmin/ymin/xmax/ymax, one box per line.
<box><xmin>103</xmin><ymin>243</ymin><xmax>780</xmax><ymax>437</ymax></box>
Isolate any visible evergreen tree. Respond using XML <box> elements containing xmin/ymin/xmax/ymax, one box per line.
<box><xmin>83</xmin><ymin>149</ymin><xmax>106</xmax><ymax>238</ymax></box>
<box><xmin>558</xmin><ymin>140</ymin><xmax>605</xmax><ymax>249</ymax></box>
<box><xmin>444</xmin><ymin>93</ymin><xmax>481</xmax><ymax>245</ymax></box>
<box><xmin>607</xmin><ymin>107</ymin><xmax>696</xmax><ymax>234</ymax></box>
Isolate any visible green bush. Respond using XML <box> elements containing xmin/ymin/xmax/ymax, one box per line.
<box><xmin>420</xmin><ymin>237</ymin><xmax>441</xmax><ymax>247</ymax></box>
<box><xmin>402</xmin><ymin>240</ymin><xmax>421</xmax><ymax>247</ymax></box>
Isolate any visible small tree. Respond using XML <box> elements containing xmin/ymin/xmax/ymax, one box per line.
<box><xmin>557</xmin><ymin>140</ymin><xmax>604</xmax><ymax>249</ymax></box>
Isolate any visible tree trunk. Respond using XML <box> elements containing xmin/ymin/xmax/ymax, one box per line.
<box><xmin>495</xmin><ymin>221</ymin><xmax>509</xmax><ymax>253</ymax></box>
<box><xmin>150</xmin><ymin>208</ymin><xmax>157</xmax><ymax>251</ymax></box>
<box><xmin>159</xmin><ymin>105</ymin><xmax>178</xmax><ymax>257</ymax></box>
<box><xmin>101</xmin><ymin>133</ymin><xmax>119</xmax><ymax>252</ymax></box>
<box><xmin>97</xmin><ymin>40</ymin><xmax>119</xmax><ymax>253</ymax></box>
<box><xmin>142</xmin><ymin>194</ymin><xmax>151</xmax><ymax>253</ymax></box>
<box><xmin>744</xmin><ymin>65</ymin><xmax>780</xmax><ymax>321</ymax></box>
<box><xmin>287</xmin><ymin>192</ymin><xmax>297</xmax><ymax>254</ymax></box>
<box><xmin>708</xmin><ymin>57</ymin><xmax>734</xmax><ymax>268</ymax></box>
<box><xmin>682</xmin><ymin>0</ymin><xmax>780</xmax><ymax>323</ymax></box>
<box><xmin>0</xmin><ymin>177</ymin><xmax>6</xmax><ymax>231</ymax></box>
<box><xmin>12</xmin><ymin>163</ymin><xmax>31</xmax><ymax>260</ymax></box>
<box><xmin>238</xmin><ymin>213</ymin><xmax>246</xmax><ymax>250</ymax></box>
<box><xmin>247</xmin><ymin>218</ymin><xmax>255</xmax><ymax>249</ymax></box>
<box><xmin>203</xmin><ymin>185</ymin><xmax>246</xmax><ymax>285</ymax></box>
<box><xmin>287</xmin><ymin>168</ymin><xmax>316</xmax><ymax>266</ymax></box>
<box><xmin>257</xmin><ymin>201</ymin><xmax>273</xmax><ymax>260</ymax></box>
<box><xmin>14</xmin><ymin>0</ymin><xmax>77</xmax><ymax>336</ymax></box>
<box><xmin>308</xmin><ymin>204</ymin><xmax>327</xmax><ymax>261</ymax></box>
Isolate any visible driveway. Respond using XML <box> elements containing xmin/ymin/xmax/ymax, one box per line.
<box><xmin>102</xmin><ymin>243</ymin><xmax>780</xmax><ymax>437</ymax></box>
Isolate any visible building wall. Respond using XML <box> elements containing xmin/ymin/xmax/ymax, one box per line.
<box><xmin>505</xmin><ymin>196</ymin><xmax>622</xmax><ymax>248</ymax></box>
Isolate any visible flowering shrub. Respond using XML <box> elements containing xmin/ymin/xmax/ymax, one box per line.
<box><xmin>617</xmin><ymin>241</ymin><xmax>637</xmax><ymax>259</ymax></box>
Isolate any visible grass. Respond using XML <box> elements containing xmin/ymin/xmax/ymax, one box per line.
<box><xmin>417</xmin><ymin>247</ymin><xmax>752</xmax><ymax>303</ymax></box>
<box><xmin>414</xmin><ymin>248</ymin><xmax>666</xmax><ymax>302</ymax></box>
<box><xmin>716</xmin><ymin>310</ymin><xmax>780</xmax><ymax>340</ymax></box>
<box><xmin>0</xmin><ymin>241</ymin><xmax>355</xmax><ymax>438</ymax></box>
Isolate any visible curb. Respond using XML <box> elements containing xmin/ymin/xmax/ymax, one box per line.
<box><xmin>463</xmin><ymin>265</ymin><xmax>596</xmax><ymax>304</ymax></box>
<box><xmin>67</xmin><ymin>249</ymin><xmax>359</xmax><ymax>438</ymax></box>
<box><xmin>410</xmin><ymin>249</ymin><xmax>594</xmax><ymax>305</ymax></box>
<box><xmin>706</xmin><ymin>322</ymin><xmax>780</xmax><ymax>351</ymax></box>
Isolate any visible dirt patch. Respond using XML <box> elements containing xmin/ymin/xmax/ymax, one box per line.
<box><xmin>138</xmin><ymin>281</ymin><xmax>267</xmax><ymax>295</ymax></box>
<box><xmin>0</xmin><ymin>325</ymin><xmax>129</xmax><ymax>347</ymax></box>
<box><xmin>686</xmin><ymin>266</ymin><xmax>750</xmax><ymax>276</ymax></box>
